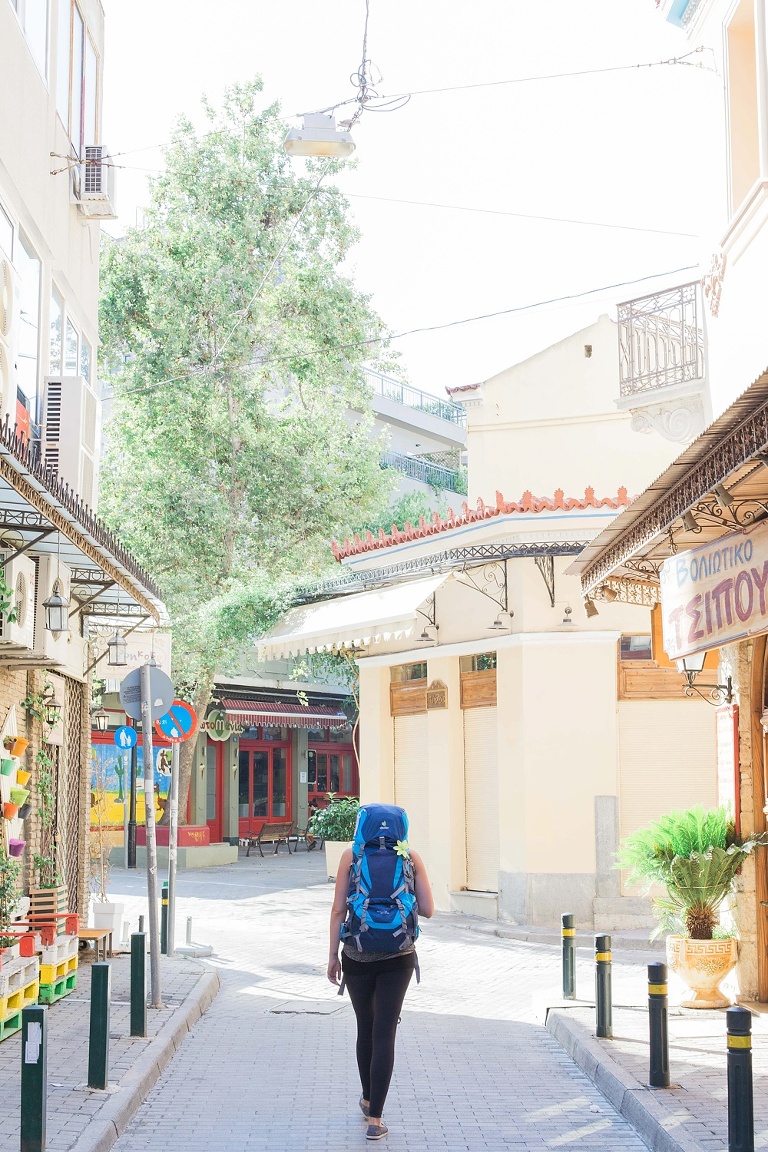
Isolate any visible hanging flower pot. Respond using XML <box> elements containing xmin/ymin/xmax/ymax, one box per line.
<box><xmin>8</xmin><ymin>838</ymin><xmax>26</xmax><ymax>857</ymax></box>
<box><xmin>9</xmin><ymin>737</ymin><xmax>29</xmax><ymax>758</ymax></box>
<box><xmin>14</xmin><ymin>769</ymin><xmax>30</xmax><ymax>786</ymax></box>
<box><xmin>18</xmin><ymin>802</ymin><xmax>31</xmax><ymax>819</ymax></box>
<box><xmin>9</xmin><ymin>786</ymin><xmax>29</xmax><ymax>806</ymax></box>
<box><xmin>0</xmin><ymin>759</ymin><xmax>15</xmax><ymax>776</ymax></box>
<box><xmin>3</xmin><ymin>801</ymin><xmax>19</xmax><ymax>820</ymax></box>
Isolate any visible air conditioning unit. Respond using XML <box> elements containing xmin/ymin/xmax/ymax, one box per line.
<box><xmin>42</xmin><ymin>376</ymin><xmax>101</xmax><ymax>509</ymax></box>
<box><xmin>0</xmin><ymin>552</ymin><xmax>36</xmax><ymax>650</ymax></box>
<box><xmin>73</xmin><ymin>145</ymin><xmax>117</xmax><ymax>220</ymax></box>
<box><xmin>0</xmin><ymin>257</ymin><xmax>19</xmax><ymax>427</ymax></box>
<box><xmin>34</xmin><ymin>556</ymin><xmax>71</xmax><ymax>665</ymax></box>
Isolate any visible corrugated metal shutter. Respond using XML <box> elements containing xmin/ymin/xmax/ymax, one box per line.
<box><xmin>618</xmin><ymin>700</ymin><xmax>717</xmax><ymax>895</ymax></box>
<box><xmin>394</xmin><ymin>714</ymin><xmax>430</xmax><ymax>866</ymax></box>
<box><xmin>463</xmin><ymin>706</ymin><xmax>499</xmax><ymax>892</ymax></box>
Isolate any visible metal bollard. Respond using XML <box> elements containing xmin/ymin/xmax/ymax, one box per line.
<box><xmin>20</xmin><ymin>1004</ymin><xmax>47</xmax><ymax>1152</ymax></box>
<box><xmin>160</xmin><ymin>881</ymin><xmax>168</xmax><ymax>956</ymax></box>
<box><xmin>87</xmin><ymin>963</ymin><xmax>111</xmax><ymax>1091</ymax></box>
<box><xmin>648</xmin><ymin>962</ymin><xmax>670</xmax><ymax>1088</ymax></box>
<box><xmin>130</xmin><ymin>933</ymin><xmax>147</xmax><ymax>1038</ymax></box>
<box><xmin>138</xmin><ymin>914</ymin><xmax>145</xmax><ymax>934</ymax></box>
<box><xmin>595</xmin><ymin>934</ymin><xmax>613</xmax><ymax>1039</ymax></box>
<box><xmin>562</xmin><ymin>913</ymin><xmax>576</xmax><ymax>1000</ymax></box>
<box><xmin>186</xmin><ymin>917</ymin><xmax>193</xmax><ymax>946</ymax></box>
<box><xmin>727</xmin><ymin>1006</ymin><xmax>754</xmax><ymax>1152</ymax></box>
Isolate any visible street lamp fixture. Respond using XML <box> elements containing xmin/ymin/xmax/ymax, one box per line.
<box><xmin>43</xmin><ymin>689</ymin><xmax>62</xmax><ymax>727</ymax></box>
<box><xmin>92</xmin><ymin>708</ymin><xmax>109</xmax><ymax>733</ymax></box>
<box><xmin>676</xmin><ymin>651</ymin><xmax>733</xmax><ymax>705</ymax></box>
<box><xmin>107</xmin><ymin>630</ymin><xmax>128</xmax><ymax>667</ymax></box>
<box><xmin>284</xmin><ymin>114</ymin><xmax>356</xmax><ymax>158</ymax></box>
<box><xmin>43</xmin><ymin>580</ymin><xmax>69</xmax><ymax>633</ymax></box>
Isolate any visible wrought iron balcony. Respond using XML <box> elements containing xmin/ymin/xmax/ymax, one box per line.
<box><xmin>381</xmin><ymin>451</ymin><xmax>466</xmax><ymax>494</ymax></box>
<box><xmin>618</xmin><ymin>282</ymin><xmax>705</xmax><ymax>397</ymax></box>
<box><xmin>365</xmin><ymin>368</ymin><xmax>466</xmax><ymax>426</ymax></box>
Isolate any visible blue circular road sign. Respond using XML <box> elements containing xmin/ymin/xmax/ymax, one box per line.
<box><xmin>114</xmin><ymin>725</ymin><xmax>138</xmax><ymax>750</ymax></box>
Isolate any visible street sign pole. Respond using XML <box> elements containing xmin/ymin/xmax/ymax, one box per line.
<box><xmin>140</xmin><ymin>663</ymin><xmax>162</xmax><ymax>1009</ymax></box>
<box><xmin>128</xmin><ymin>735</ymin><xmax>137</xmax><ymax>870</ymax></box>
<box><xmin>167</xmin><ymin>742</ymin><xmax>180</xmax><ymax>957</ymax></box>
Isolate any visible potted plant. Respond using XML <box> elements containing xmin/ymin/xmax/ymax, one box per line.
<box><xmin>309</xmin><ymin>795</ymin><xmax>360</xmax><ymax>881</ymax></box>
<box><xmin>618</xmin><ymin>805</ymin><xmax>768</xmax><ymax>1008</ymax></box>
<box><xmin>0</xmin><ymin>847</ymin><xmax>23</xmax><ymax>962</ymax></box>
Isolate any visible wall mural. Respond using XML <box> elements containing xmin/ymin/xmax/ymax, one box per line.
<box><xmin>90</xmin><ymin>743</ymin><xmax>172</xmax><ymax>826</ymax></box>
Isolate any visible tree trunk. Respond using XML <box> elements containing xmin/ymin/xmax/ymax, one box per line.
<box><xmin>158</xmin><ymin>681</ymin><xmax>215</xmax><ymax>826</ymax></box>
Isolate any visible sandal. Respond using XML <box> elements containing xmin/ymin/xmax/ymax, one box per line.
<box><xmin>366</xmin><ymin>1123</ymin><xmax>388</xmax><ymax>1140</ymax></box>
<box><xmin>359</xmin><ymin>1095</ymin><xmax>370</xmax><ymax>1119</ymax></box>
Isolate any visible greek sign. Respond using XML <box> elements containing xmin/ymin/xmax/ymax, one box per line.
<box><xmin>660</xmin><ymin>519</ymin><xmax>768</xmax><ymax>660</ymax></box>
<box><xmin>426</xmin><ymin>680</ymin><xmax>448</xmax><ymax>710</ymax></box>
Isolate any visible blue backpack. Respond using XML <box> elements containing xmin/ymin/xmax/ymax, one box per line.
<box><xmin>341</xmin><ymin>804</ymin><xmax>420</xmax><ymax>960</ymax></box>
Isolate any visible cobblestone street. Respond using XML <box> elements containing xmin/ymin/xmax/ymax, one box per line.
<box><xmin>106</xmin><ymin>851</ymin><xmax>655</xmax><ymax>1152</ymax></box>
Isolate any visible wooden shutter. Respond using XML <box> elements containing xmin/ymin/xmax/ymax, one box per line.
<box><xmin>463</xmin><ymin>706</ymin><xmax>499</xmax><ymax>892</ymax></box>
<box><xmin>394</xmin><ymin>714</ymin><xmax>430</xmax><ymax>866</ymax></box>
<box><xmin>618</xmin><ymin>699</ymin><xmax>717</xmax><ymax>894</ymax></box>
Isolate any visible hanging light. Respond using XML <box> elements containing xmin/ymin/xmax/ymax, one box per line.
<box><xmin>561</xmin><ymin>605</ymin><xmax>574</xmax><ymax>626</ymax></box>
<box><xmin>489</xmin><ymin>615</ymin><xmax>506</xmax><ymax>630</ymax></box>
<box><xmin>43</xmin><ymin>580</ymin><xmax>69</xmax><ymax>633</ymax></box>
<box><xmin>682</xmin><ymin>509</ymin><xmax>699</xmax><ymax>533</ymax></box>
<box><xmin>92</xmin><ymin>708</ymin><xmax>109</xmax><ymax>733</ymax></box>
<box><xmin>599</xmin><ymin>584</ymin><xmax>619</xmax><ymax>603</ymax></box>
<box><xmin>44</xmin><ymin>692</ymin><xmax>62</xmax><ymax>727</ymax></box>
<box><xmin>584</xmin><ymin>599</ymin><xmax>599</xmax><ymax>619</ymax></box>
<box><xmin>284</xmin><ymin>114</ymin><xmax>356</xmax><ymax>158</ymax></box>
<box><xmin>107</xmin><ymin>630</ymin><xmax>128</xmax><ymax>667</ymax></box>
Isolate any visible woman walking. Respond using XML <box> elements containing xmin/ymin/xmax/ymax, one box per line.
<box><xmin>327</xmin><ymin>803</ymin><xmax>434</xmax><ymax>1140</ymax></box>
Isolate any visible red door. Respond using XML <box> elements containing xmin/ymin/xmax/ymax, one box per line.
<box><xmin>205</xmin><ymin>740</ymin><xmax>224</xmax><ymax>842</ymax></box>
<box><xmin>308</xmin><ymin>741</ymin><xmax>357</xmax><ymax>803</ymax></box>
<box><xmin>238</xmin><ymin>740</ymin><xmax>291</xmax><ymax>836</ymax></box>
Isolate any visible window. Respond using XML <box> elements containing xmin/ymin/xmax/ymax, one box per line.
<box><xmin>57</xmin><ymin>2</ymin><xmax>99</xmax><ymax>157</ymax></box>
<box><xmin>10</xmin><ymin>0</ymin><xmax>49</xmax><ymax>79</ymax></box>
<box><xmin>391</xmin><ymin>662</ymin><xmax>428</xmax><ymax>683</ymax></box>
<box><xmin>619</xmin><ymin>635</ymin><xmax>653</xmax><ymax>662</ymax></box>
<box><xmin>80</xmin><ymin>336</ymin><xmax>91</xmax><ymax>381</ymax></box>
<box><xmin>16</xmin><ymin>233</ymin><xmax>41</xmax><ymax>412</ymax></box>
<box><xmin>460</xmin><ymin>652</ymin><xmax>497</xmax><ymax>673</ymax></box>
<box><xmin>49</xmin><ymin>288</ymin><xmax>63</xmax><ymax>375</ymax></box>
<box><xmin>0</xmin><ymin>203</ymin><xmax>13</xmax><ymax>261</ymax></box>
<box><xmin>64</xmin><ymin>317</ymin><xmax>79</xmax><ymax>374</ymax></box>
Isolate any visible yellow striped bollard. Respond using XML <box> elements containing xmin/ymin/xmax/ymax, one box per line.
<box><xmin>595</xmin><ymin>934</ymin><xmax>612</xmax><ymax>1039</ymax></box>
<box><xmin>727</xmin><ymin>1005</ymin><xmax>753</xmax><ymax>1152</ymax></box>
<box><xmin>648</xmin><ymin>962</ymin><xmax>670</xmax><ymax>1088</ymax></box>
<box><xmin>562</xmin><ymin>914</ymin><xmax>575</xmax><ymax>1000</ymax></box>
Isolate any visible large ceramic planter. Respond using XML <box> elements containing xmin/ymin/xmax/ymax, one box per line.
<box><xmin>324</xmin><ymin>840</ymin><xmax>353</xmax><ymax>882</ymax></box>
<box><xmin>667</xmin><ymin>935</ymin><xmax>739</xmax><ymax>1008</ymax></box>
<box><xmin>92</xmin><ymin>901</ymin><xmax>124</xmax><ymax>936</ymax></box>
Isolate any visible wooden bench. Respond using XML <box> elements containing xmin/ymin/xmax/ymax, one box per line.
<box><xmin>244</xmin><ymin>821</ymin><xmax>296</xmax><ymax>858</ymax></box>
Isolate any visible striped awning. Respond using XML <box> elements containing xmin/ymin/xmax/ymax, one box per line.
<box><xmin>219</xmin><ymin>699</ymin><xmax>349</xmax><ymax>730</ymax></box>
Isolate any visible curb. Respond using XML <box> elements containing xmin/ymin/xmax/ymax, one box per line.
<box><xmin>71</xmin><ymin>968</ymin><xmax>220</xmax><ymax>1152</ymax></box>
<box><xmin>546</xmin><ymin>1008</ymin><xmax>707</xmax><ymax>1152</ymax></box>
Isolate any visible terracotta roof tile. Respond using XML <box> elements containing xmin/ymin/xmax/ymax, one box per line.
<box><xmin>332</xmin><ymin>487</ymin><xmax>632</xmax><ymax>561</ymax></box>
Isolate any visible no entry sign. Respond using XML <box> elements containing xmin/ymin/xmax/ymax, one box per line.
<box><xmin>155</xmin><ymin>699</ymin><xmax>198</xmax><ymax>743</ymax></box>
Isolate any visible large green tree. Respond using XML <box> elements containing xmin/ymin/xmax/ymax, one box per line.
<box><xmin>99</xmin><ymin>81</ymin><xmax>394</xmax><ymax>820</ymax></box>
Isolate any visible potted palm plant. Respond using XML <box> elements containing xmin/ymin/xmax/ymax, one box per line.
<box><xmin>618</xmin><ymin>805</ymin><xmax>768</xmax><ymax>1007</ymax></box>
<box><xmin>309</xmin><ymin>795</ymin><xmax>360</xmax><ymax>881</ymax></box>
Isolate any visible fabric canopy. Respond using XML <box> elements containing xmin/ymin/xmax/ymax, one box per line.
<box><xmin>257</xmin><ymin>573</ymin><xmax>450</xmax><ymax>660</ymax></box>
<box><xmin>220</xmin><ymin>700</ymin><xmax>349</xmax><ymax>730</ymax></box>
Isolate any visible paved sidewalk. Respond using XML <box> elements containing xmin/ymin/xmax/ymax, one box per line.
<box><xmin>103</xmin><ymin>850</ymin><xmax>660</xmax><ymax>1152</ymax></box>
<box><xmin>547</xmin><ymin>973</ymin><xmax>767</xmax><ymax>1152</ymax></box>
<box><xmin>0</xmin><ymin>948</ymin><xmax>218</xmax><ymax>1152</ymax></box>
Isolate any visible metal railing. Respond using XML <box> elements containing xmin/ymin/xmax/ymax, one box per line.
<box><xmin>365</xmin><ymin>368</ymin><xmax>466</xmax><ymax>426</ymax></box>
<box><xmin>381</xmin><ymin>450</ymin><xmax>466</xmax><ymax>493</ymax></box>
<box><xmin>618</xmin><ymin>282</ymin><xmax>705</xmax><ymax>397</ymax></box>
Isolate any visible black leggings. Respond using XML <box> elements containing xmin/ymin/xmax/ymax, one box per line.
<box><xmin>341</xmin><ymin>951</ymin><xmax>415</xmax><ymax>1117</ymax></box>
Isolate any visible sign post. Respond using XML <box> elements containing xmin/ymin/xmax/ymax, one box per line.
<box><xmin>154</xmin><ymin>699</ymin><xmax>198</xmax><ymax>959</ymax></box>
<box><xmin>120</xmin><ymin>663</ymin><xmax>174</xmax><ymax>1011</ymax></box>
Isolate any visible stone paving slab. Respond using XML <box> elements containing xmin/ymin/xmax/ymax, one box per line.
<box><xmin>0</xmin><ymin>948</ymin><xmax>218</xmax><ymax>1152</ymax></box>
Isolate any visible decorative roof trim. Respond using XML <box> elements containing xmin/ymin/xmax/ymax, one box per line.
<box><xmin>219</xmin><ymin>699</ymin><xmax>349</xmax><ymax>730</ymax></box>
<box><xmin>445</xmin><ymin>383</ymin><xmax>483</xmax><ymax>395</ymax></box>
<box><xmin>332</xmin><ymin>487</ymin><xmax>632</xmax><ymax>561</ymax></box>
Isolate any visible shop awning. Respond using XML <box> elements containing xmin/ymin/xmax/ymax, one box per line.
<box><xmin>257</xmin><ymin>573</ymin><xmax>451</xmax><ymax>660</ymax></box>
<box><xmin>570</xmin><ymin>366</ymin><xmax>768</xmax><ymax>600</ymax></box>
<box><xmin>219</xmin><ymin>699</ymin><xmax>349</xmax><ymax>730</ymax></box>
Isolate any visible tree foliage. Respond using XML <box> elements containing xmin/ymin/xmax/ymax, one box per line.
<box><xmin>99</xmin><ymin>80</ymin><xmax>396</xmax><ymax>817</ymax></box>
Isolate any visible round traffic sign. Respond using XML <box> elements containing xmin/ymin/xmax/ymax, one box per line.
<box><xmin>155</xmin><ymin>699</ymin><xmax>198</xmax><ymax>743</ymax></box>
<box><xmin>119</xmin><ymin>665</ymin><xmax>175</xmax><ymax>722</ymax></box>
<box><xmin>113</xmin><ymin>725</ymin><xmax>137</xmax><ymax>750</ymax></box>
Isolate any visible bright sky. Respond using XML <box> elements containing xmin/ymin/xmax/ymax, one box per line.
<box><xmin>102</xmin><ymin>0</ymin><xmax>722</xmax><ymax>395</ymax></box>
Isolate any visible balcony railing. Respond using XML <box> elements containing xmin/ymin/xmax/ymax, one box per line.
<box><xmin>618</xmin><ymin>282</ymin><xmax>705</xmax><ymax>397</ymax></box>
<box><xmin>381</xmin><ymin>451</ymin><xmax>466</xmax><ymax>494</ymax></box>
<box><xmin>365</xmin><ymin>368</ymin><xmax>466</xmax><ymax>426</ymax></box>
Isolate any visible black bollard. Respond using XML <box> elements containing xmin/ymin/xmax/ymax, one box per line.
<box><xmin>160</xmin><ymin>881</ymin><xmax>168</xmax><ymax>956</ymax></box>
<box><xmin>562</xmin><ymin>913</ymin><xmax>576</xmax><ymax>1000</ymax></box>
<box><xmin>20</xmin><ymin>1004</ymin><xmax>47</xmax><ymax>1152</ymax></box>
<box><xmin>595</xmin><ymin>934</ymin><xmax>612</xmax><ymax>1039</ymax></box>
<box><xmin>87</xmin><ymin>963</ymin><xmax>111</xmax><ymax>1091</ymax></box>
<box><xmin>727</xmin><ymin>1006</ymin><xmax>754</xmax><ymax>1152</ymax></box>
<box><xmin>130</xmin><ymin>933</ymin><xmax>147</xmax><ymax>1038</ymax></box>
<box><xmin>648</xmin><ymin>962</ymin><xmax>670</xmax><ymax>1088</ymax></box>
